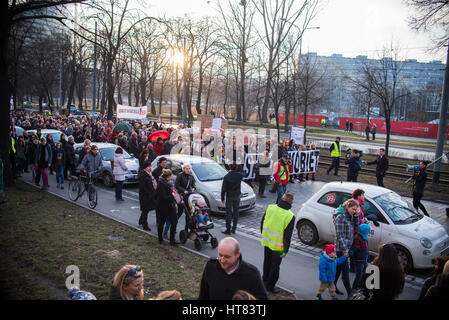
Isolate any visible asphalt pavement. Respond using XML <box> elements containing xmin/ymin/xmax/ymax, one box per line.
<box><xmin>18</xmin><ymin>170</ymin><xmax>447</xmax><ymax>300</ymax></box>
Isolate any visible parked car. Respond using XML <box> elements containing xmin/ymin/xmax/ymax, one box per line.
<box><xmin>295</xmin><ymin>181</ymin><xmax>449</xmax><ymax>272</ymax></box>
<box><xmin>74</xmin><ymin>142</ymin><xmax>139</xmax><ymax>187</ymax></box>
<box><xmin>26</xmin><ymin>129</ymin><xmax>63</xmax><ymax>143</ymax></box>
<box><xmin>15</xmin><ymin>126</ymin><xmax>24</xmax><ymax>137</ymax></box>
<box><xmin>151</xmin><ymin>154</ymin><xmax>256</xmax><ymax>215</ymax></box>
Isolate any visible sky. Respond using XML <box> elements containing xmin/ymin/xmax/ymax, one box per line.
<box><xmin>147</xmin><ymin>0</ymin><xmax>447</xmax><ymax>63</ymax></box>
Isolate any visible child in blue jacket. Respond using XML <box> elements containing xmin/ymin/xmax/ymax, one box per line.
<box><xmin>317</xmin><ymin>244</ymin><xmax>347</xmax><ymax>300</ymax></box>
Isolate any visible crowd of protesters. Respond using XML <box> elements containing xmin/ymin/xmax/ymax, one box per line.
<box><xmin>5</xmin><ymin>110</ymin><xmax>448</xmax><ymax>301</ymax></box>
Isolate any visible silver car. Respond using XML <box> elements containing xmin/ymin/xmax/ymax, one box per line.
<box><xmin>74</xmin><ymin>142</ymin><xmax>140</xmax><ymax>187</ymax></box>
<box><xmin>151</xmin><ymin>154</ymin><xmax>256</xmax><ymax>215</ymax></box>
<box><xmin>27</xmin><ymin>129</ymin><xmax>63</xmax><ymax>143</ymax></box>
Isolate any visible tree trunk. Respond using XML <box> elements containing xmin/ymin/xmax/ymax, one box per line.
<box><xmin>195</xmin><ymin>63</ymin><xmax>203</xmax><ymax>115</ymax></box>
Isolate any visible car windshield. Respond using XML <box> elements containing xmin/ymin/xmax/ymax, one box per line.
<box><xmin>99</xmin><ymin>147</ymin><xmax>133</xmax><ymax>161</ymax></box>
<box><xmin>374</xmin><ymin>192</ymin><xmax>423</xmax><ymax>224</ymax></box>
<box><xmin>192</xmin><ymin>163</ymin><xmax>228</xmax><ymax>182</ymax></box>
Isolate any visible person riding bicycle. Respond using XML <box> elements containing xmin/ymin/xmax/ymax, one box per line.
<box><xmin>77</xmin><ymin>144</ymin><xmax>103</xmax><ymax>184</ymax></box>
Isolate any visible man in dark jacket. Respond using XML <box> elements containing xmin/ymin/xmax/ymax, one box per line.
<box><xmin>198</xmin><ymin>237</ymin><xmax>267</xmax><ymax>300</ymax></box>
<box><xmin>345</xmin><ymin>149</ymin><xmax>362</xmax><ymax>182</ymax></box>
<box><xmin>260</xmin><ymin>192</ymin><xmax>295</xmax><ymax>294</ymax></box>
<box><xmin>64</xmin><ymin>135</ymin><xmax>76</xmax><ymax>179</ymax></box>
<box><xmin>412</xmin><ymin>161</ymin><xmax>430</xmax><ymax>217</ymax></box>
<box><xmin>221</xmin><ymin>163</ymin><xmax>244</xmax><ymax>234</ymax></box>
<box><xmin>364</xmin><ymin>148</ymin><xmax>389</xmax><ymax>187</ymax></box>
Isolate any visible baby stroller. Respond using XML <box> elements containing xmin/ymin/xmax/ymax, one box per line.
<box><xmin>179</xmin><ymin>193</ymin><xmax>218</xmax><ymax>251</ymax></box>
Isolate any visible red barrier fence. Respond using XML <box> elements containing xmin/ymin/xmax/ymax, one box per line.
<box><xmin>278</xmin><ymin>113</ymin><xmax>449</xmax><ymax>139</ymax></box>
<box><xmin>339</xmin><ymin>117</ymin><xmax>449</xmax><ymax>139</ymax></box>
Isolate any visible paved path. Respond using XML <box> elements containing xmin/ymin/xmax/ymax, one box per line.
<box><xmin>19</xmin><ymin>171</ymin><xmax>442</xmax><ymax>299</ymax></box>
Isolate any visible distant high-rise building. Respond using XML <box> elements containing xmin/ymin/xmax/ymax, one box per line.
<box><xmin>305</xmin><ymin>52</ymin><xmax>445</xmax><ymax>121</ymax></box>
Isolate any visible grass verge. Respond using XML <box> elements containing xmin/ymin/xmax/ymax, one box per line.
<box><xmin>0</xmin><ymin>180</ymin><xmax>294</xmax><ymax>300</ymax></box>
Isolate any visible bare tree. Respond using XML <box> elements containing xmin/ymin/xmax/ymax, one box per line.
<box><xmin>354</xmin><ymin>45</ymin><xmax>408</xmax><ymax>156</ymax></box>
<box><xmin>406</xmin><ymin>0</ymin><xmax>449</xmax><ymax>50</ymax></box>
<box><xmin>254</xmin><ymin>0</ymin><xmax>319</xmax><ymax>123</ymax></box>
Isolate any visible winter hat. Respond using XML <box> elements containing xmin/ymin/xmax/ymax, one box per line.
<box><xmin>325</xmin><ymin>244</ymin><xmax>336</xmax><ymax>255</ymax></box>
<box><xmin>197</xmin><ymin>198</ymin><xmax>206</xmax><ymax>208</ymax></box>
<box><xmin>358</xmin><ymin>223</ymin><xmax>371</xmax><ymax>241</ymax></box>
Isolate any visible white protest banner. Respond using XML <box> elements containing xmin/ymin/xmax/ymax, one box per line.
<box><xmin>116</xmin><ymin>104</ymin><xmax>147</xmax><ymax>120</ymax></box>
<box><xmin>290</xmin><ymin>127</ymin><xmax>306</xmax><ymax>145</ymax></box>
<box><xmin>287</xmin><ymin>150</ymin><xmax>320</xmax><ymax>174</ymax></box>
<box><xmin>242</xmin><ymin>150</ymin><xmax>320</xmax><ymax>180</ymax></box>
<box><xmin>212</xmin><ymin>118</ymin><xmax>222</xmax><ymax>131</ymax></box>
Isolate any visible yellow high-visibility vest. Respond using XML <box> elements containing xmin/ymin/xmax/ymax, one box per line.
<box><xmin>278</xmin><ymin>164</ymin><xmax>287</xmax><ymax>181</ymax></box>
<box><xmin>261</xmin><ymin>204</ymin><xmax>295</xmax><ymax>252</ymax></box>
<box><xmin>330</xmin><ymin>142</ymin><xmax>341</xmax><ymax>157</ymax></box>
<box><xmin>11</xmin><ymin>137</ymin><xmax>16</xmax><ymax>153</ymax></box>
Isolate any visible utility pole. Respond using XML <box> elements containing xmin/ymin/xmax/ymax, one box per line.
<box><xmin>433</xmin><ymin>40</ymin><xmax>449</xmax><ymax>184</ymax></box>
<box><xmin>92</xmin><ymin>21</ymin><xmax>97</xmax><ymax>112</ymax></box>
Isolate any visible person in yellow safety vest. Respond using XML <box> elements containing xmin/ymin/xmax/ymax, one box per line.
<box><xmin>321</xmin><ymin>118</ymin><xmax>326</xmax><ymax>128</ymax></box>
<box><xmin>273</xmin><ymin>152</ymin><xmax>293</xmax><ymax>204</ymax></box>
<box><xmin>326</xmin><ymin>136</ymin><xmax>341</xmax><ymax>177</ymax></box>
<box><xmin>260</xmin><ymin>192</ymin><xmax>295</xmax><ymax>294</ymax></box>
<box><xmin>10</xmin><ymin>135</ymin><xmax>18</xmax><ymax>178</ymax></box>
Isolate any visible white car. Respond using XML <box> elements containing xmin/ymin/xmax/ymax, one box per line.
<box><xmin>26</xmin><ymin>129</ymin><xmax>63</xmax><ymax>143</ymax></box>
<box><xmin>295</xmin><ymin>182</ymin><xmax>449</xmax><ymax>271</ymax></box>
<box><xmin>151</xmin><ymin>154</ymin><xmax>256</xmax><ymax>215</ymax></box>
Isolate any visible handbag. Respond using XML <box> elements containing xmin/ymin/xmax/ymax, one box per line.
<box><xmin>173</xmin><ymin>190</ymin><xmax>182</xmax><ymax>204</ymax></box>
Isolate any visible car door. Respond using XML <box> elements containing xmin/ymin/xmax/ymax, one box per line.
<box><xmin>362</xmin><ymin>198</ymin><xmax>387</xmax><ymax>252</ymax></box>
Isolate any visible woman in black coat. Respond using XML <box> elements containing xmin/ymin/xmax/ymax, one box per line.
<box><xmin>138</xmin><ymin>162</ymin><xmax>157</xmax><ymax>231</ymax></box>
<box><xmin>155</xmin><ymin>169</ymin><xmax>179</xmax><ymax>245</ymax></box>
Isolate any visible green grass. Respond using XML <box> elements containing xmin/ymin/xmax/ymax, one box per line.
<box><xmin>0</xmin><ymin>181</ymin><xmax>295</xmax><ymax>300</ymax></box>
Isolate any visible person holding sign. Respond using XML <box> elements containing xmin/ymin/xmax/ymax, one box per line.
<box><xmin>273</xmin><ymin>153</ymin><xmax>293</xmax><ymax>204</ymax></box>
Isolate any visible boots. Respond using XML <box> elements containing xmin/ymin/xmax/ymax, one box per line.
<box><xmin>343</xmin><ymin>278</ymin><xmax>352</xmax><ymax>297</ymax></box>
<box><xmin>139</xmin><ymin>211</ymin><xmax>151</xmax><ymax>231</ymax></box>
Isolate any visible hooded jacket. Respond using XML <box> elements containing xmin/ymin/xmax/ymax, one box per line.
<box><xmin>198</xmin><ymin>254</ymin><xmax>267</xmax><ymax>300</ymax></box>
<box><xmin>318</xmin><ymin>251</ymin><xmax>347</xmax><ymax>283</ymax></box>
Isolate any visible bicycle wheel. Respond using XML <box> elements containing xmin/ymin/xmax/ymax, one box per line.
<box><xmin>68</xmin><ymin>179</ymin><xmax>81</xmax><ymax>201</ymax></box>
<box><xmin>87</xmin><ymin>185</ymin><xmax>98</xmax><ymax>209</ymax></box>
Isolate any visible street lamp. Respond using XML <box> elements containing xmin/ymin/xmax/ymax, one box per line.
<box><xmin>280</xmin><ymin>18</ymin><xmax>320</xmax><ymax>128</ymax></box>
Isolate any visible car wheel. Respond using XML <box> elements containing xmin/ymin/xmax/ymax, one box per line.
<box><xmin>297</xmin><ymin>220</ymin><xmax>319</xmax><ymax>245</ymax></box>
<box><xmin>395</xmin><ymin>245</ymin><xmax>413</xmax><ymax>273</ymax></box>
<box><xmin>103</xmin><ymin>172</ymin><xmax>114</xmax><ymax>188</ymax></box>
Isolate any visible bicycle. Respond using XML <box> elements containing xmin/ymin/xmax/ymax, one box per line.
<box><xmin>68</xmin><ymin>170</ymin><xmax>99</xmax><ymax>209</ymax></box>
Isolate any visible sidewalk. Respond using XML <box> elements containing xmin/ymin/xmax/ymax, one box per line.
<box><xmin>19</xmin><ymin>171</ymin><xmax>424</xmax><ymax>300</ymax></box>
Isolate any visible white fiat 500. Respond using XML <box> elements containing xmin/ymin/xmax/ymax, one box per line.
<box><xmin>296</xmin><ymin>182</ymin><xmax>449</xmax><ymax>271</ymax></box>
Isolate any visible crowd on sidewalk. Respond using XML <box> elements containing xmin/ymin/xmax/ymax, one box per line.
<box><xmin>4</xmin><ymin>110</ymin><xmax>448</xmax><ymax>301</ymax></box>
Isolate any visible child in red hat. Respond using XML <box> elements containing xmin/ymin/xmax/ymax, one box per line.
<box><xmin>317</xmin><ymin>243</ymin><xmax>347</xmax><ymax>300</ymax></box>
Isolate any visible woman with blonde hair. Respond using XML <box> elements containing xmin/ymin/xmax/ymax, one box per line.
<box><xmin>151</xmin><ymin>290</ymin><xmax>182</xmax><ymax>300</ymax></box>
<box><xmin>109</xmin><ymin>265</ymin><xmax>145</xmax><ymax>300</ymax></box>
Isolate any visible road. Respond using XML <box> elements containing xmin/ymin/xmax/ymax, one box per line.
<box><xmin>20</xmin><ymin>170</ymin><xmax>449</xmax><ymax>300</ymax></box>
